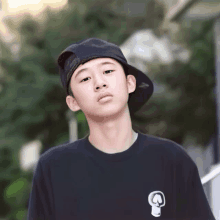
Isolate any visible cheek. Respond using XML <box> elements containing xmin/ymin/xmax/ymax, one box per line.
<box><xmin>113</xmin><ymin>76</ymin><xmax>128</xmax><ymax>92</ymax></box>
<box><xmin>111</xmin><ymin>75</ymin><xmax>125</xmax><ymax>88</ymax></box>
<box><xmin>114</xmin><ymin>83</ymin><xmax>129</xmax><ymax>103</ymax></box>
<box><xmin>76</xmin><ymin>87</ymin><xmax>93</xmax><ymax>102</ymax></box>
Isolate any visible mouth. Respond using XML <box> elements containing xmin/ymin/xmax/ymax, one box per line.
<box><xmin>98</xmin><ymin>95</ymin><xmax>113</xmax><ymax>103</ymax></box>
<box><xmin>97</xmin><ymin>93</ymin><xmax>113</xmax><ymax>102</ymax></box>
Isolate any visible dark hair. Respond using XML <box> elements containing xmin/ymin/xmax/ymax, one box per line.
<box><xmin>68</xmin><ymin>82</ymin><xmax>74</xmax><ymax>98</ymax></box>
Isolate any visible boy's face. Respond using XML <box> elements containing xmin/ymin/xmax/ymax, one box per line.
<box><xmin>66</xmin><ymin>57</ymin><xmax>136</xmax><ymax>119</ymax></box>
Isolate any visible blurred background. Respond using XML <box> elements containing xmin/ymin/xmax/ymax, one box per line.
<box><xmin>0</xmin><ymin>0</ymin><xmax>220</xmax><ymax>219</ymax></box>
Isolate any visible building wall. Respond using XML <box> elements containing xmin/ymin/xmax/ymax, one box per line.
<box><xmin>184</xmin><ymin>136</ymin><xmax>217</xmax><ymax>216</ymax></box>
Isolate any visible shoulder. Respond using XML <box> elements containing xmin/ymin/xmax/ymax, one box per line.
<box><xmin>139</xmin><ymin>132</ymin><xmax>196</xmax><ymax>168</ymax></box>
<box><xmin>36</xmin><ymin>136</ymin><xmax>87</xmax><ymax>168</ymax></box>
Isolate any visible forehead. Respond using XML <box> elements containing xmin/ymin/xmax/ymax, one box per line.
<box><xmin>76</xmin><ymin>57</ymin><xmax>121</xmax><ymax>70</ymax></box>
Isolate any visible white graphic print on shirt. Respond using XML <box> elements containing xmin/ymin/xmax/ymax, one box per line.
<box><xmin>148</xmin><ymin>191</ymin><xmax>166</xmax><ymax>217</ymax></box>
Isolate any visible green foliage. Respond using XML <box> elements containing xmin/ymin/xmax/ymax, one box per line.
<box><xmin>76</xmin><ymin>111</ymin><xmax>86</xmax><ymax>123</ymax></box>
<box><xmin>6</xmin><ymin>208</ymin><xmax>28</xmax><ymax>220</ymax></box>
<box><xmin>0</xmin><ymin>0</ymin><xmax>165</xmax><ymax>146</ymax></box>
<box><xmin>132</xmin><ymin>18</ymin><xmax>216</xmax><ymax>147</ymax></box>
<box><xmin>4</xmin><ymin>177</ymin><xmax>30</xmax><ymax>208</ymax></box>
<box><xmin>3</xmin><ymin>177</ymin><xmax>30</xmax><ymax>220</ymax></box>
<box><xmin>1</xmin><ymin>0</ymin><xmax>215</xmax><ymax>217</ymax></box>
<box><xmin>0</xmin><ymin>0</ymin><xmax>165</xmax><ymax>217</ymax></box>
<box><xmin>15</xmin><ymin>209</ymin><xmax>27</xmax><ymax>220</ymax></box>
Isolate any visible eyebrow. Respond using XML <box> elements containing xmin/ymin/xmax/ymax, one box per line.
<box><xmin>74</xmin><ymin>61</ymin><xmax>116</xmax><ymax>79</ymax></box>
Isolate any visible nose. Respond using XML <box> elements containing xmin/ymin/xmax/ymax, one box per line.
<box><xmin>94</xmin><ymin>74</ymin><xmax>108</xmax><ymax>91</ymax></box>
<box><xmin>96</xmin><ymin>83</ymin><xmax>107</xmax><ymax>90</ymax></box>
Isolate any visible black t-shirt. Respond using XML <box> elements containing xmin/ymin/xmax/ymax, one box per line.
<box><xmin>27</xmin><ymin>131</ymin><xmax>216</xmax><ymax>220</ymax></box>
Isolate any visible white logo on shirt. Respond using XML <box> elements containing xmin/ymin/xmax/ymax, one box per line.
<box><xmin>148</xmin><ymin>191</ymin><xmax>166</xmax><ymax>217</ymax></box>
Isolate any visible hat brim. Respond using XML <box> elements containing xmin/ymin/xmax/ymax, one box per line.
<box><xmin>118</xmin><ymin>61</ymin><xmax>154</xmax><ymax>115</ymax></box>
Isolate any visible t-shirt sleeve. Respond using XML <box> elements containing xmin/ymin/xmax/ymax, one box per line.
<box><xmin>185</xmin><ymin>163</ymin><xmax>216</xmax><ymax>220</ymax></box>
<box><xmin>27</xmin><ymin>159</ymin><xmax>54</xmax><ymax>220</ymax></box>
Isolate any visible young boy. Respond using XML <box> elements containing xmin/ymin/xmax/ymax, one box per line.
<box><xmin>27</xmin><ymin>38</ymin><xmax>216</xmax><ymax>220</ymax></box>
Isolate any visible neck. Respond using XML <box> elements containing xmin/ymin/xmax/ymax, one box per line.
<box><xmin>87</xmin><ymin>106</ymin><xmax>137</xmax><ymax>154</ymax></box>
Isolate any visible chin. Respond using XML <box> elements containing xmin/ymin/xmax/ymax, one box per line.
<box><xmin>88</xmin><ymin>104</ymin><xmax>128</xmax><ymax>120</ymax></box>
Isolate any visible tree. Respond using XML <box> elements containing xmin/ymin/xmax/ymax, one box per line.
<box><xmin>131</xmin><ymin>18</ymin><xmax>216</xmax><ymax>148</ymax></box>
<box><xmin>0</xmin><ymin>0</ymin><xmax>165</xmax><ymax>218</ymax></box>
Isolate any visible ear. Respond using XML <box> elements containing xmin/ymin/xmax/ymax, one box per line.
<box><xmin>66</xmin><ymin>95</ymin><xmax>81</xmax><ymax>112</ymax></box>
<box><xmin>127</xmin><ymin>75</ymin><xmax>136</xmax><ymax>94</ymax></box>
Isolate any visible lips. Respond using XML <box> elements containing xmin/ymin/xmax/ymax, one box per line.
<box><xmin>98</xmin><ymin>92</ymin><xmax>113</xmax><ymax>101</ymax></box>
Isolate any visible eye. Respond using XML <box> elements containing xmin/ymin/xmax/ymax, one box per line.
<box><xmin>104</xmin><ymin>70</ymin><xmax>114</xmax><ymax>74</ymax></box>
<box><xmin>80</xmin><ymin>70</ymin><xmax>114</xmax><ymax>83</ymax></box>
<box><xmin>80</xmin><ymin>77</ymin><xmax>90</xmax><ymax>82</ymax></box>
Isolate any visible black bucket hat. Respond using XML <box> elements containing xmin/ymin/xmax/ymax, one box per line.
<box><xmin>57</xmin><ymin>38</ymin><xmax>154</xmax><ymax>116</ymax></box>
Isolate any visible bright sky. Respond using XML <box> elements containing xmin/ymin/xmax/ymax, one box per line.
<box><xmin>4</xmin><ymin>0</ymin><xmax>68</xmax><ymax>14</ymax></box>
<box><xmin>8</xmin><ymin>0</ymin><xmax>42</xmax><ymax>8</ymax></box>
<box><xmin>0</xmin><ymin>0</ymin><xmax>68</xmax><ymax>41</ymax></box>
